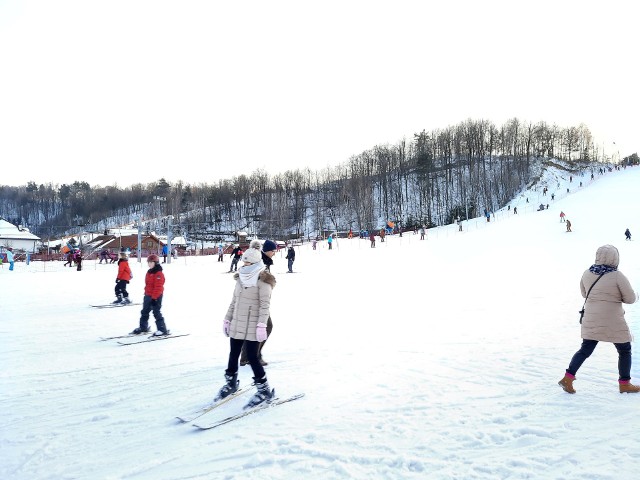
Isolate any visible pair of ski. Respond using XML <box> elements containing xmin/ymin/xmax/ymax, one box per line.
<box><xmin>99</xmin><ymin>332</ymin><xmax>190</xmax><ymax>345</ymax></box>
<box><xmin>90</xmin><ymin>303</ymin><xmax>141</xmax><ymax>309</ymax></box>
<box><xmin>177</xmin><ymin>386</ymin><xmax>305</xmax><ymax>430</ymax></box>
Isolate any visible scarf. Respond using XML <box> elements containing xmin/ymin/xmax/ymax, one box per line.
<box><xmin>589</xmin><ymin>264</ymin><xmax>617</xmax><ymax>275</ymax></box>
<box><xmin>238</xmin><ymin>262</ymin><xmax>265</xmax><ymax>288</ymax></box>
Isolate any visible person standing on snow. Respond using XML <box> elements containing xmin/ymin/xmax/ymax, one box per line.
<box><xmin>130</xmin><ymin>254</ymin><xmax>170</xmax><ymax>336</ymax></box>
<box><xmin>228</xmin><ymin>244</ymin><xmax>242</xmax><ymax>272</ymax></box>
<box><xmin>114</xmin><ymin>251</ymin><xmax>132</xmax><ymax>304</ymax></box>
<box><xmin>217</xmin><ymin>242</ymin><xmax>277</xmax><ymax>409</ymax></box>
<box><xmin>566</xmin><ymin>219</ymin><xmax>572</xmax><ymax>232</ymax></box>
<box><xmin>240</xmin><ymin>239</ymin><xmax>277</xmax><ymax>366</ymax></box>
<box><xmin>625</xmin><ymin>228</ymin><xmax>631</xmax><ymax>241</ymax></box>
<box><xmin>286</xmin><ymin>245</ymin><xmax>295</xmax><ymax>273</ymax></box>
<box><xmin>559</xmin><ymin>244</ymin><xmax>639</xmax><ymax>394</ymax></box>
<box><xmin>560</xmin><ymin>211</ymin><xmax>566</xmax><ymax>223</ymax></box>
<box><xmin>6</xmin><ymin>248</ymin><xmax>15</xmax><ymax>271</ymax></box>
<box><xmin>161</xmin><ymin>244</ymin><xmax>169</xmax><ymax>264</ymax></box>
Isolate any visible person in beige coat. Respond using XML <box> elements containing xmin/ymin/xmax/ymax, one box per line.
<box><xmin>215</xmin><ymin>242</ymin><xmax>277</xmax><ymax>409</ymax></box>
<box><xmin>559</xmin><ymin>244</ymin><xmax>639</xmax><ymax>394</ymax></box>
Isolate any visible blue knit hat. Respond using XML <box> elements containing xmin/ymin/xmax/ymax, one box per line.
<box><xmin>262</xmin><ymin>239</ymin><xmax>277</xmax><ymax>252</ymax></box>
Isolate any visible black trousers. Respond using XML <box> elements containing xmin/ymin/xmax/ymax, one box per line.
<box><xmin>140</xmin><ymin>294</ymin><xmax>166</xmax><ymax>332</ymax></box>
<box><xmin>115</xmin><ymin>280</ymin><xmax>129</xmax><ymax>298</ymax></box>
<box><xmin>227</xmin><ymin>338</ymin><xmax>265</xmax><ymax>381</ymax></box>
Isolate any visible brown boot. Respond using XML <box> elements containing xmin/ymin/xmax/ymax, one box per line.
<box><xmin>619</xmin><ymin>382</ymin><xmax>640</xmax><ymax>393</ymax></box>
<box><xmin>558</xmin><ymin>374</ymin><xmax>576</xmax><ymax>394</ymax></box>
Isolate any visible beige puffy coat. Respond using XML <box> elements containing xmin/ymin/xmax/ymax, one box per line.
<box><xmin>225</xmin><ymin>270</ymin><xmax>276</xmax><ymax>341</ymax></box>
<box><xmin>580</xmin><ymin>245</ymin><xmax>637</xmax><ymax>343</ymax></box>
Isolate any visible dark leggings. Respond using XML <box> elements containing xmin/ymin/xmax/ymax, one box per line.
<box><xmin>115</xmin><ymin>280</ymin><xmax>129</xmax><ymax>298</ymax></box>
<box><xmin>567</xmin><ymin>339</ymin><xmax>632</xmax><ymax>381</ymax></box>
<box><xmin>227</xmin><ymin>338</ymin><xmax>265</xmax><ymax>381</ymax></box>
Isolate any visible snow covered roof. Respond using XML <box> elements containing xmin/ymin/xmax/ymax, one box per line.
<box><xmin>0</xmin><ymin>219</ymin><xmax>41</xmax><ymax>241</ymax></box>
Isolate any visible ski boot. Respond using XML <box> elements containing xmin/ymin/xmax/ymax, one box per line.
<box><xmin>215</xmin><ymin>373</ymin><xmax>239</xmax><ymax>402</ymax></box>
<box><xmin>244</xmin><ymin>377</ymin><xmax>274</xmax><ymax>410</ymax></box>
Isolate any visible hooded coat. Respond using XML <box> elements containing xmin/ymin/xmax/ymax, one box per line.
<box><xmin>580</xmin><ymin>245</ymin><xmax>637</xmax><ymax>343</ymax></box>
<box><xmin>225</xmin><ymin>270</ymin><xmax>276</xmax><ymax>341</ymax></box>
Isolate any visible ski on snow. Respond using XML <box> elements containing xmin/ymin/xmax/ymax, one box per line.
<box><xmin>99</xmin><ymin>333</ymin><xmax>145</xmax><ymax>341</ymax></box>
<box><xmin>176</xmin><ymin>384</ymin><xmax>253</xmax><ymax>423</ymax></box>
<box><xmin>90</xmin><ymin>303</ymin><xmax>141</xmax><ymax>309</ymax></box>
<box><xmin>192</xmin><ymin>393</ymin><xmax>305</xmax><ymax>430</ymax></box>
<box><xmin>117</xmin><ymin>333</ymin><xmax>190</xmax><ymax>346</ymax></box>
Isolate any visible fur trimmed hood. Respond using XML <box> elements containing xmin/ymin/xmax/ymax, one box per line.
<box><xmin>232</xmin><ymin>270</ymin><xmax>276</xmax><ymax>288</ymax></box>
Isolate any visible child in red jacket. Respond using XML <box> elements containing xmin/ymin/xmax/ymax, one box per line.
<box><xmin>131</xmin><ymin>254</ymin><xmax>170</xmax><ymax>336</ymax></box>
<box><xmin>114</xmin><ymin>251</ymin><xmax>132</xmax><ymax>304</ymax></box>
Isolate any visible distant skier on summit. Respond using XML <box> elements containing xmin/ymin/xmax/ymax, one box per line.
<box><xmin>625</xmin><ymin>228</ymin><xmax>631</xmax><ymax>241</ymax></box>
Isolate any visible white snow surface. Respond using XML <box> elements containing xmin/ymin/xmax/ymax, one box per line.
<box><xmin>2</xmin><ymin>167</ymin><xmax>640</xmax><ymax>480</ymax></box>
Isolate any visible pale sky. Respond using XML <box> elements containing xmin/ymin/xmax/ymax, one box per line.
<box><xmin>0</xmin><ymin>0</ymin><xmax>637</xmax><ymax>187</ymax></box>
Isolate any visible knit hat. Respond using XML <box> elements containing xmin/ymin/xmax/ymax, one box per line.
<box><xmin>242</xmin><ymin>246</ymin><xmax>263</xmax><ymax>264</ymax></box>
<box><xmin>262</xmin><ymin>239</ymin><xmax>277</xmax><ymax>252</ymax></box>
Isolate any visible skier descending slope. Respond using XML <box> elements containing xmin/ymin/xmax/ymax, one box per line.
<box><xmin>216</xmin><ymin>241</ymin><xmax>277</xmax><ymax>409</ymax></box>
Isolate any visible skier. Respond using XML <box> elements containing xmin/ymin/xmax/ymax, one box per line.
<box><xmin>130</xmin><ymin>254</ymin><xmax>170</xmax><ymax>336</ymax></box>
<box><xmin>625</xmin><ymin>228</ymin><xmax>631</xmax><ymax>241</ymax></box>
<box><xmin>217</xmin><ymin>242</ymin><xmax>276</xmax><ymax>409</ymax></box>
<box><xmin>560</xmin><ymin>211</ymin><xmax>566</xmax><ymax>222</ymax></box>
<box><xmin>369</xmin><ymin>231</ymin><xmax>376</xmax><ymax>247</ymax></box>
<box><xmin>286</xmin><ymin>245</ymin><xmax>295</xmax><ymax>273</ymax></box>
<box><xmin>114</xmin><ymin>251</ymin><xmax>132</xmax><ymax>304</ymax></box>
<box><xmin>566</xmin><ymin>220</ymin><xmax>572</xmax><ymax>232</ymax></box>
<box><xmin>558</xmin><ymin>244</ymin><xmax>639</xmax><ymax>394</ymax></box>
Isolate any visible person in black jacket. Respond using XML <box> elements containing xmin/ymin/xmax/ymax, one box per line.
<box><xmin>240</xmin><ymin>239</ymin><xmax>277</xmax><ymax>366</ymax></box>
<box><xmin>228</xmin><ymin>245</ymin><xmax>243</xmax><ymax>272</ymax></box>
<box><xmin>286</xmin><ymin>246</ymin><xmax>295</xmax><ymax>273</ymax></box>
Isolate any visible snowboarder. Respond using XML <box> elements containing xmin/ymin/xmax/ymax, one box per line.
<box><xmin>130</xmin><ymin>254</ymin><xmax>170</xmax><ymax>336</ymax></box>
<box><xmin>566</xmin><ymin>220</ymin><xmax>572</xmax><ymax>232</ymax></box>
<box><xmin>114</xmin><ymin>251</ymin><xmax>132</xmax><ymax>304</ymax></box>
<box><xmin>217</xmin><ymin>242</ymin><xmax>276</xmax><ymax>409</ymax></box>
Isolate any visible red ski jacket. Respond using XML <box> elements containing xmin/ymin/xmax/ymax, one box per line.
<box><xmin>144</xmin><ymin>265</ymin><xmax>165</xmax><ymax>300</ymax></box>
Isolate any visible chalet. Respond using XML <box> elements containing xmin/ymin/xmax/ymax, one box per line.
<box><xmin>0</xmin><ymin>218</ymin><xmax>41</xmax><ymax>252</ymax></box>
<box><xmin>85</xmin><ymin>233</ymin><xmax>165</xmax><ymax>255</ymax></box>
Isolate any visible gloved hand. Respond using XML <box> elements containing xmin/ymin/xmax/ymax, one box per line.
<box><xmin>256</xmin><ymin>322</ymin><xmax>268</xmax><ymax>342</ymax></box>
<box><xmin>223</xmin><ymin>319</ymin><xmax>230</xmax><ymax>337</ymax></box>
<box><xmin>130</xmin><ymin>274</ymin><xmax>133</xmax><ymax>280</ymax></box>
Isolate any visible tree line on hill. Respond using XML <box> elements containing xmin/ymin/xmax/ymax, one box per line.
<box><xmin>1</xmin><ymin>118</ymin><xmax>636</xmax><ymax>241</ymax></box>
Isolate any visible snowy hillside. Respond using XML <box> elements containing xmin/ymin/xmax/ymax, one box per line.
<box><xmin>1</xmin><ymin>166</ymin><xmax>639</xmax><ymax>480</ymax></box>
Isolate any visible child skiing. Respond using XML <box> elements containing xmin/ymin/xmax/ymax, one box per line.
<box><xmin>130</xmin><ymin>254</ymin><xmax>170</xmax><ymax>336</ymax></box>
<box><xmin>114</xmin><ymin>251</ymin><xmax>132</xmax><ymax>304</ymax></box>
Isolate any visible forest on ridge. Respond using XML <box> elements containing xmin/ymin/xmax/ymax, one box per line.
<box><xmin>1</xmin><ymin>118</ymin><xmax>635</xmax><ymax>242</ymax></box>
